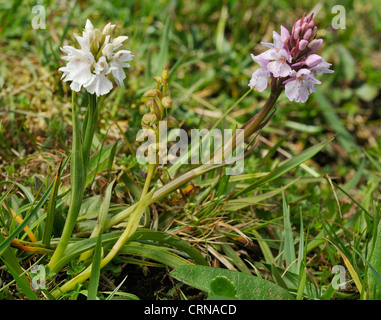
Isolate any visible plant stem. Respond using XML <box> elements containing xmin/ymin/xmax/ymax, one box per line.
<box><xmin>82</xmin><ymin>94</ymin><xmax>98</xmax><ymax>172</ymax></box>
<box><xmin>48</xmin><ymin>91</ymin><xmax>85</xmax><ymax>270</ymax></box>
<box><xmin>49</xmin><ymin>93</ymin><xmax>99</xmax><ymax>272</ymax></box>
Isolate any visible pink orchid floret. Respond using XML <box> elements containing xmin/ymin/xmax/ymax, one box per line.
<box><xmin>248</xmin><ymin>13</ymin><xmax>334</xmax><ymax>102</ymax></box>
<box><xmin>284</xmin><ymin>69</ymin><xmax>321</xmax><ymax>102</ymax></box>
<box><xmin>267</xmin><ymin>49</ymin><xmax>292</xmax><ymax>77</ymax></box>
<box><xmin>249</xmin><ymin>54</ymin><xmax>271</xmax><ymax>92</ymax></box>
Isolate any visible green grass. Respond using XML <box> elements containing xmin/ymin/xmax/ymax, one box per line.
<box><xmin>0</xmin><ymin>0</ymin><xmax>380</xmax><ymax>300</ymax></box>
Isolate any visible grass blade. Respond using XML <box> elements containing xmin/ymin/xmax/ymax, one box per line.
<box><xmin>79</xmin><ymin>177</ymin><xmax>117</xmax><ymax>261</ymax></box>
<box><xmin>42</xmin><ymin>160</ymin><xmax>62</xmax><ymax>246</ymax></box>
<box><xmin>156</xmin><ymin>17</ymin><xmax>170</xmax><ymax>74</ymax></box>
<box><xmin>105</xmin><ymin>275</ymin><xmax>132</xmax><ymax>300</ymax></box>
<box><xmin>328</xmin><ymin>240</ymin><xmax>363</xmax><ymax>294</ymax></box>
<box><xmin>87</xmin><ymin>233</ymin><xmax>103</xmax><ymax>300</ymax></box>
<box><xmin>0</xmin><ymin>233</ymin><xmax>29</xmax><ymax>284</ymax></box>
<box><xmin>367</xmin><ymin>219</ymin><xmax>381</xmax><ymax>299</ymax></box>
<box><xmin>296</xmin><ymin>261</ymin><xmax>307</xmax><ymax>300</ymax></box>
<box><xmin>119</xmin><ymin>241</ymin><xmax>194</xmax><ymax>269</ymax></box>
<box><xmin>221</xmin><ymin>243</ymin><xmax>252</xmax><ymax>275</ymax></box>
<box><xmin>282</xmin><ymin>191</ymin><xmax>297</xmax><ymax>274</ymax></box>
<box><xmin>0</xmin><ymin>183</ymin><xmax>47</xmax><ymax>256</ymax></box>
<box><xmin>315</xmin><ymin>93</ymin><xmax>357</xmax><ymax>153</ymax></box>
<box><xmin>235</xmin><ymin>137</ymin><xmax>334</xmax><ymax>197</ymax></box>
<box><xmin>297</xmin><ymin>209</ymin><xmax>305</xmax><ymax>271</ymax></box>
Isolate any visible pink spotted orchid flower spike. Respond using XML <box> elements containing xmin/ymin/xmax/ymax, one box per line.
<box><xmin>237</xmin><ymin>12</ymin><xmax>334</xmax><ymax>143</ymax></box>
<box><xmin>249</xmin><ymin>13</ymin><xmax>334</xmax><ymax>103</ymax></box>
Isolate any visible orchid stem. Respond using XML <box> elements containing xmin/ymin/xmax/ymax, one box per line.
<box><xmin>82</xmin><ymin>94</ymin><xmax>98</xmax><ymax>172</ymax></box>
<box><xmin>49</xmin><ymin>92</ymin><xmax>98</xmax><ymax>272</ymax></box>
<box><xmin>49</xmin><ymin>91</ymin><xmax>85</xmax><ymax>271</ymax></box>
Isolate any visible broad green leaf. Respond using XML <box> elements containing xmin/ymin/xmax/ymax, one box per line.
<box><xmin>209</xmin><ymin>276</ymin><xmax>238</xmax><ymax>300</ymax></box>
<box><xmin>51</xmin><ymin>232</ymin><xmax>123</xmax><ymax>273</ymax></box>
<box><xmin>77</xmin><ymin>195</ymin><xmax>102</xmax><ymax>220</ymax></box>
<box><xmin>79</xmin><ymin>178</ymin><xmax>117</xmax><ymax>261</ymax></box>
<box><xmin>171</xmin><ymin>265</ymin><xmax>294</xmax><ymax>300</ymax></box>
<box><xmin>130</xmin><ymin>229</ymin><xmax>208</xmax><ymax>266</ymax></box>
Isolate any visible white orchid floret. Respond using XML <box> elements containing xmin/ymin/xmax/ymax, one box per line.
<box><xmin>102</xmin><ymin>43</ymin><xmax>114</xmax><ymax>60</ymax></box>
<box><xmin>85</xmin><ymin>19</ymin><xmax>94</xmax><ymax>34</ymax></box>
<box><xmin>110</xmin><ymin>50</ymin><xmax>134</xmax><ymax>86</ymax></box>
<box><xmin>92</xmin><ymin>29</ymin><xmax>102</xmax><ymax>52</ymax></box>
<box><xmin>112</xmin><ymin>36</ymin><xmax>129</xmax><ymax>49</ymax></box>
<box><xmin>84</xmin><ymin>57</ymin><xmax>114</xmax><ymax>96</ymax></box>
<box><xmin>59</xmin><ymin>19</ymin><xmax>133</xmax><ymax>96</ymax></box>
<box><xmin>59</xmin><ymin>46</ymin><xmax>95</xmax><ymax>92</ymax></box>
<box><xmin>73</xmin><ymin>32</ymin><xmax>90</xmax><ymax>52</ymax></box>
<box><xmin>102</xmin><ymin>23</ymin><xmax>116</xmax><ymax>37</ymax></box>
<box><xmin>83</xmin><ymin>19</ymin><xmax>102</xmax><ymax>53</ymax></box>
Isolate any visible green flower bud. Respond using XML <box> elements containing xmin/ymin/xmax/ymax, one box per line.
<box><xmin>141</xmin><ymin>112</ymin><xmax>158</xmax><ymax>127</ymax></box>
<box><xmin>163</xmin><ymin>116</ymin><xmax>178</xmax><ymax>128</ymax></box>
<box><xmin>162</xmin><ymin>96</ymin><xmax>173</xmax><ymax>108</ymax></box>
<box><xmin>161</xmin><ymin>69</ymin><xmax>169</xmax><ymax>81</ymax></box>
<box><xmin>143</xmin><ymin>89</ymin><xmax>163</xmax><ymax>98</ymax></box>
<box><xmin>153</xmin><ymin>76</ymin><xmax>162</xmax><ymax>85</ymax></box>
